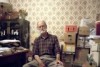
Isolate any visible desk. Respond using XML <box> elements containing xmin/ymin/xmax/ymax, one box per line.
<box><xmin>0</xmin><ymin>49</ymin><xmax>29</xmax><ymax>67</ymax></box>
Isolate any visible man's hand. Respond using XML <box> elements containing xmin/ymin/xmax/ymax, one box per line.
<box><xmin>55</xmin><ymin>59</ymin><xmax>63</xmax><ymax>65</ymax></box>
<box><xmin>39</xmin><ymin>62</ymin><xmax>45</xmax><ymax>67</ymax></box>
<box><xmin>34</xmin><ymin>55</ymin><xmax>45</xmax><ymax>67</ymax></box>
<box><xmin>55</xmin><ymin>54</ymin><xmax>63</xmax><ymax>65</ymax></box>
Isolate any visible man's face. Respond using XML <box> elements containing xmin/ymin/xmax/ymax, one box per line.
<box><xmin>37</xmin><ymin>22</ymin><xmax>47</xmax><ymax>34</ymax></box>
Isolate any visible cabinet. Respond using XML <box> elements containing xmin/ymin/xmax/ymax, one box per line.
<box><xmin>0</xmin><ymin>20</ymin><xmax>20</xmax><ymax>40</ymax></box>
<box><xmin>0</xmin><ymin>19</ymin><xmax>30</xmax><ymax>48</ymax></box>
<box><xmin>0</xmin><ymin>49</ymin><xmax>28</xmax><ymax>67</ymax></box>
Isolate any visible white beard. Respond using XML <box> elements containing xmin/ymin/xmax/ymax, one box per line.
<box><xmin>38</xmin><ymin>29</ymin><xmax>47</xmax><ymax>35</ymax></box>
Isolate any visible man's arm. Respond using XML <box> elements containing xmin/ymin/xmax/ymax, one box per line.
<box><xmin>56</xmin><ymin>53</ymin><xmax>60</xmax><ymax>61</ymax></box>
<box><xmin>33</xmin><ymin>39</ymin><xmax>45</xmax><ymax>67</ymax></box>
<box><xmin>34</xmin><ymin>55</ymin><xmax>45</xmax><ymax>67</ymax></box>
<box><xmin>54</xmin><ymin>36</ymin><xmax>63</xmax><ymax>65</ymax></box>
<box><xmin>34</xmin><ymin>55</ymin><xmax>44</xmax><ymax>65</ymax></box>
<box><xmin>54</xmin><ymin>36</ymin><xmax>61</xmax><ymax>61</ymax></box>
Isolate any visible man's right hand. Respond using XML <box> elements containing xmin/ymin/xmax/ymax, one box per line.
<box><xmin>39</xmin><ymin>62</ymin><xmax>45</xmax><ymax>67</ymax></box>
<box><xmin>34</xmin><ymin>55</ymin><xmax>45</xmax><ymax>67</ymax></box>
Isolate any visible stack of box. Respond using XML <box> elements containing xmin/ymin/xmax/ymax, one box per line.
<box><xmin>63</xmin><ymin>25</ymin><xmax>78</xmax><ymax>53</ymax></box>
<box><xmin>91</xmin><ymin>51</ymin><xmax>100</xmax><ymax>67</ymax></box>
<box><xmin>62</xmin><ymin>25</ymin><xmax>78</xmax><ymax>67</ymax></box>
<box><xmin>89</xmin><ymin>37</ymin><xmax>100</xmax><ymax>66</ymax></box>
<box><xmin>63</xmin><ymin>43</ymin><xmax>75</xmax><ymax>53</ymax></box>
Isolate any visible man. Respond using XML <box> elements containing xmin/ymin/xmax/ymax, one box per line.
<box><xmin>23</xmin><ymin>21</ymin><xmax>64</xmax><ymax>67</ymax></box>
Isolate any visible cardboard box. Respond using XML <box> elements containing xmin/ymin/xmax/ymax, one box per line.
<box><xmin>63</xmin><ymin>44</ymin><xmax>75</xmax><ymax>52</ymax></box>
<box><xmin>93</xmin><ymin>39</ymin><xmax>100</xmax><ymax>43</ymax></box>
<box><xmin>89</xmin><ymin>40</ymin><xmax>100</xmax><ymax>51</ymax></box>
<box><xmin>77</xmin><ymin>38</ymin><xmax>84</xmax><ymax>47</ymax></box>
<box><xmin>91</xmin><ymin>43</ymin><xmax>100</xmax><ymax>51</ymax></box>
<box><xmin>90</xmin><ymin>52</ymin><xmax>100</xmax><ymax>66</ymax></box>
<box><xmin>64</xmin><ymin>32</ymin><xmax>76</xmax><ymax>44</ymax></box>
<box><xmin>76</xmin><ymin>48</ymin><xmax>89</xmax><ymax>63</ymax></box>
<box><xmin>65</xmin><ymin>25</ymin><xmax>78</xmax><ymax>33</ymax></box>
<box><xmin>79</xmin><ymin>26</ymin><xmax>90</xmax><ymax>36</ymax></box>
<box><xmin>77</xmin><ymin>37</ymin><xmax>90</xmax><ymax>48</ymax></box>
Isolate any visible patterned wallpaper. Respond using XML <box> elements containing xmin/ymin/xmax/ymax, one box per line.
<box><xmin>9</xmin><ymin>0</ymin><xmax>100</xmax><ymax>44</ymax></box>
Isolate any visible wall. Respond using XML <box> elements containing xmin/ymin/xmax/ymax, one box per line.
<box><xmin>10</xmin><ymin>0</ymin><xmax>100</xmax><ymax>44</ymax></box>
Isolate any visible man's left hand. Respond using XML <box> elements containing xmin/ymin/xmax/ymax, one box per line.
<box><xmin>55</xmin><ymin>60</ymin><xmax>63</xmax><ymax>65</ymax></box>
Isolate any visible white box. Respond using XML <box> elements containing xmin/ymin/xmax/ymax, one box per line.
<box><xmin>63</xmin><ymin>44</ymin><xmax>75</xmax><ymax>53</ymax></box>
<box><xmin>79</xmin><ymin>26</ymin><xmax>90</xmax><ymax>36</ymax></box>
<box><xmin>91</xmin><ymin>43</ymin><xmax>98</xmax><ymax>51</ymax></box>
<box><xmin>64</xmin><ymin>32</ymin><xmax>76</xmax><ymax>44</ymax></box>
<box><xmin>89</xmin><ymin>40</ymin><xmax>100</xmax><ymax>51</ymax></box>
<box><xmin>91</xmin><ymin>52</ymin><xmax>100</xmax><ymax>66</ymax></box>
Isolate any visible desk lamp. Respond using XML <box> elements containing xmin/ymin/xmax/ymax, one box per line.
<box><xmin>0</xmin><ymin>0</ymin><xmax>12</xmax><ymax>20</ymax></box>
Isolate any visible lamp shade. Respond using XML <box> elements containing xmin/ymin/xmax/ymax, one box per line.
<box><xmin>0</xmin><ymin>0</ymin><xmax>9</xmax><ymax>3</ymax></box>
<box><xmin>0</xmin><ymin>0</ymin><xmax>12</xmax><ymax>15</ymax></box>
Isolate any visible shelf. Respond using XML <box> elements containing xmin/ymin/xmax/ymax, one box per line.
<box><xmin>0</xmin><ymin>19</ymin><xmax>30</xmax><ymax>48</ymax></box>
<box><xmin>76</xmin><ymin>46</ymin><xmax>90</xmax><ymax>49</ymax></box>
<box><xmin>63</xmin><ymin>52</ymin><xmax>75</xmax><ymax>55</ymax></box>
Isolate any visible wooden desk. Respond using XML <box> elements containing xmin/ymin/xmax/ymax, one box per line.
<box><xmin>0</xmin><ymin>49</ymin><xmax>29</xmax><ymax>67</ymax></box>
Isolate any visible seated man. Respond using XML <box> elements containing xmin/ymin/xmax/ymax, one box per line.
<box><xmin>23</xmin><ymin>21</ymin><xmax>64</xmax><ymax>67</ymax></box>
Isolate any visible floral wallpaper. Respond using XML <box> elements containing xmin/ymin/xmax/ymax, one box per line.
<box><xmin>9</xmin><ymin>0</ymin><xmax>100</xmax><ymax>44</ymax></box>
